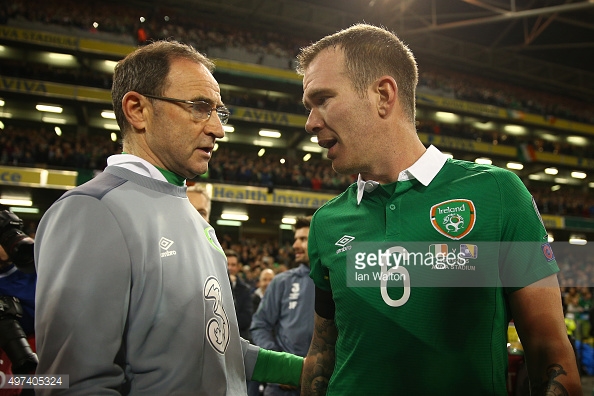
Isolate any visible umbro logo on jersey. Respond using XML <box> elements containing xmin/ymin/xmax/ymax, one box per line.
<box><xmin>335</xmin><ymin>235</ymin><xmax>355</xmax><ymax>247</ymax></box>
<box><xmin>159</xmin><ymin>237</ymin><xmax>177</xmax><ymax>257</ymax></box>
<box><xmin>335</xmin><ymin>235</ymin><xmax>355</xmax><ymax>254</ymax></box>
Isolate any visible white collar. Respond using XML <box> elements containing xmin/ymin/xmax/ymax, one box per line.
<box><xmin>107</xmin><ymin>154</ymin><xmax>170</xmax><ymax>183</ymax></box>
<box><xmin>356</xmin><ymin>145</ymin><xmax>447</xmax><ymax>205</ymax></box>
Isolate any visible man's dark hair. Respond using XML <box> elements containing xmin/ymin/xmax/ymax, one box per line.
<box><xmin>112</xmin><ymin>39</ymin><xmax>215</xmax><ymax>137</ymax></box>
<box><xmin>294</xmin><ymin>216</ymin><xmax>312</xmax><ymax>231</ymax></box>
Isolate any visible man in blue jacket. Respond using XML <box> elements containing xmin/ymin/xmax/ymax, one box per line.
<box><xmin>250</xmin><ymin>216</ymin><xmax>314</xmax><ymax>396</ymax></box>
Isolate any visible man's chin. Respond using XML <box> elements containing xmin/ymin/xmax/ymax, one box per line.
<box><xmin>331</xmin><ymin>162</ymin><xmax>357</xmax><ymax>176</ymax></box>
<box><xmin>327</xmin><ymin>153</ymin><xmax>354</xmax><ymax>174</ymax></box>
<box><xmin>187</xmin><ymin>166</ymin><xmax>208</xmax><ymax>180</ymax></box>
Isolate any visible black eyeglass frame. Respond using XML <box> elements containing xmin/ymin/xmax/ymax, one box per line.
<box><xmin>141</xmin><ymin>93</ymin><xmax>230</xmax><ymax>125</ymax></box>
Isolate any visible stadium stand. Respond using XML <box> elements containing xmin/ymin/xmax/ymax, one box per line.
<box><xmin>3</xmin><ymin>1</ymin><xmax>594</xmax><ymax>392</ymax></box>
<box><xmin>1</xmin><ymin>0</ymin><xmax>594</xmax><ymax>226</ymax></box>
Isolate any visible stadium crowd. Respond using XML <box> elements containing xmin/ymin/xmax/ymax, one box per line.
<box><xmin>3</xmin><ymin>0</ymin><xmax>594</xmax><ymax>171</ymax></box>
<box><xmin>415</xmin><ymin>119</ymin><xmax>594</xmax><ymax>160</ymax></box>
<box><xmin>2</xmin><ymin>122</ymin><xmax>594</xmax><ymax>218</ymax></box>
<box><xmin>3</xmin><ymin>0</ymin><xmax>594</xmax><ymax>293</ymax></box>
<box><xmin>0</xmin><ymin>124</ymin><xmax>118</xmax><ymax>171</ymax></box>
<box><xmin>1</xmin><ymin>0</ymin><xmax>594</xmax><ymax>125</ymax></box>
<box><xmin>532</xmin><ymin>187</ymin><xmax>594</xmax><ymax>218</ymax></box>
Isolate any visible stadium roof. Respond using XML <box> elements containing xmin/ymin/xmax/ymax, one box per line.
<box><xmin>175</xmin><ymin>0</ymin><xmax>594</xmax><ymax>102</ymax></box>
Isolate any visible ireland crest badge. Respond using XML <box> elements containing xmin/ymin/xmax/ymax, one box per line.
<box><xmin>430</xmin><ymin>199</ymin><xmax>476</xmax><ymax>240</ymax></box>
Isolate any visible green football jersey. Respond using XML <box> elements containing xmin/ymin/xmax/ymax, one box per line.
<box><xmin>309</xmin><ymin>157</ymin><xmax>559</xmax><ymax>395</ymax></box>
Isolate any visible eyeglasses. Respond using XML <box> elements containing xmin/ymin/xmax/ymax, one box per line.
<box><xmin>142</xmin><ymin>94</ymin><xmax>230</xmax><ymax>125</ymax></box>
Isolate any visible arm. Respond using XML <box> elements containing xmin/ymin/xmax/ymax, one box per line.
<box><xmin>241</xmin><ymin>335</ymin><xmax>304</xmax><ymax>386</ymax></box>
<box><xmin>34</xmin><ymin>197</ymin><xmax>130</xmax><ymax>395</ymax></box>
<box><xmin>509</xmin><ymin>274</ymin><xmax>581</xmax><ymax>396</ymax></box>
<box><xmin>249</xmin><ymin>278</ymin><xmax>283</xmax><ymax>350</ymax></box>
<box><xmin>301</xmin><ymin>287</ymin><xmax>337</xmax><ymax>396</ymax></box>
<box><xmin>250</xmin><ymin>348</ymin><xmax>303</xmax><ymax>386</ymax></box>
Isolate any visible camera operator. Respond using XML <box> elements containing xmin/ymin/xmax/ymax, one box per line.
<box><xmin>0</xmin><ymin>210</ymin><xmax>38</xmax><ymax>395</ymax></box>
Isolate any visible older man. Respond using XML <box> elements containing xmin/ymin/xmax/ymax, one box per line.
<box><xmin>34</xmin><ymin>40</ymin><xmax>303</xmax><ymax>395</ymax></box>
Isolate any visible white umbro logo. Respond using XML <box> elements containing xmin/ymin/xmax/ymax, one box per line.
<box><xmin>335</xmin><ymin>235</ymin><xmax>355</xmax><ymax>254</ymax></box>
<box><xmin>159</xmin><ymin>237</ymin><xmax>177</xmax><ymax>258</ymax></box>
<box><xmin>159</xmin><ymin>237</ymin><xmax>174</xmax><ymax>250</ymax></box>
<box><xmin>335</xmin><ymin>235</ymin><xmax>355</xmax><ymax>247</ymax></box>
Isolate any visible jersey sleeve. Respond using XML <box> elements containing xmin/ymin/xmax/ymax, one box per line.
<box><xmin>34</xmin><ymin>195</ymin><xmax>131</xmax><ymax>394</ymax></box>
<box><xmin>496</xmin><ymin>170</ymin><xmax>559</xmax><ymax>290</ymax></box>
<box><xmin>308</xmin><ymin>212</ymin><xmax>331</xmax><ymax>291</ymax></box>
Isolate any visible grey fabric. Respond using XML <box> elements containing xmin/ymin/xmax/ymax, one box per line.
<box><xmin>35</xmin><ymin>165</ymin><xmax>259</xmax><ymax>395</ymax></box>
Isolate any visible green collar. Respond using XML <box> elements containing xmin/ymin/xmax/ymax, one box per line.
<box><xmin>121</xmin><ymin>152</ymin><xmax>186</xmax><ymax>186</ymax></box>
<box><xmin>155</xmin><ymin>166</ymin><xmax>186</xmax><ymax>186</ymax></box>
<box><xmin>380</xmin><ymin>180</ymin><xmax>398</xmax><ymax>195</ymax></box>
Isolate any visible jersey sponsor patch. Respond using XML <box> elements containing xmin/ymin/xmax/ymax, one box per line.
<box><xmin>204</xmin><ymin>276</ymin><xmax>230</xmax><ymax>354</ymax></box>
<box><xmin>430</xmin><ymin>199</ymin><xmax>476</xmax><ymax>240</ymax></box>
<box><xmin>541</xmin><ymin>242</ymin><xmax>555</xmax><ymax>262</ymax></box>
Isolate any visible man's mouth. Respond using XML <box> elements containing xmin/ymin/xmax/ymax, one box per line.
<box><xmin>318</xmin><ymin>138</ymin><xmax>337</xmax><ymax>150</ymax></box>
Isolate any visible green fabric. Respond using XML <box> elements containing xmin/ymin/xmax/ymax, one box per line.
<box><xmin>155</xmin><ymin>166</ymin><xmax>186</xmax><ymax>186</ymax></box>
<box><xmin>252</xmin><ymin>349</ymin><xmax>303</xmax><ymax>386</ymax></box>
<box><xmin>308</xmin><ymin>159</ymin><xmax>559</xmax><ymax>395</ymax></box>
<box><xmin>121</xmin><ymin>152</ymin><xmax>186</xmax><ymax>186</ymax></box>
<box><xmin>380</xmin><ymin>180</ymin><xmax>397</xmax><ymax>195</ymax></box>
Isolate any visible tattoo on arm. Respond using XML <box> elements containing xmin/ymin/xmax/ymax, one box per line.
<box><xmin>302</xmin><ymin>317</ymin><xmax>338</xmax><ymax>395</ymax></box>
<box><xmin>530</xmin><ymin>364</ymin><xmax>569</xmax><ymax>396</ymax></box>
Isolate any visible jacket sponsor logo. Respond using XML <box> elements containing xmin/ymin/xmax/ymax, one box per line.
<box><xmin>204</xmin><ymin>276</ymin><xmax>230</xmax><ymax>354</ymax></box>
<box><xmin>430</xmin><ymin>199</ymin><xmax>476</xmax><ymax>240</ymax></box>
<box><xmin>159</xmin><ymin>237</ymin><xmax>177</xmax><ymax>257</ymax></box>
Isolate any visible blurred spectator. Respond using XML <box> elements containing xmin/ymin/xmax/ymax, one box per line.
<box><xmin>250</xmin><ymin>216</ymin><xmax>314</xmax><ymax>396</ymax></box>
<box><xmin>186</xmin><ymin>183</ymin><xmax>212</xmax><ymax>222</ymax></box>
<box><xmin>252</xmin><ymin>268</ymin><xmax>275</xmax><ymax>314</ymax></box>
<box><xmin>249</xmin><ymin>268</ymin><xmax>275</xmax><ymax>396</ymax></box>
<box><xmin>225</xmin><ymin>248</ymin><xmax>253</xmax><ymax>340</ymax></box>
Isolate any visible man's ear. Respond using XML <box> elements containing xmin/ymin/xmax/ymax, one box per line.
<box><xmin>122</xmin><ymin>91</ymin><xmax>148</xmax><ymax>131</ymax></box>
<box><xmin>375</xmin><ymin>76</ymin><xmax>397</xmax><ymax>117</ymax></box>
